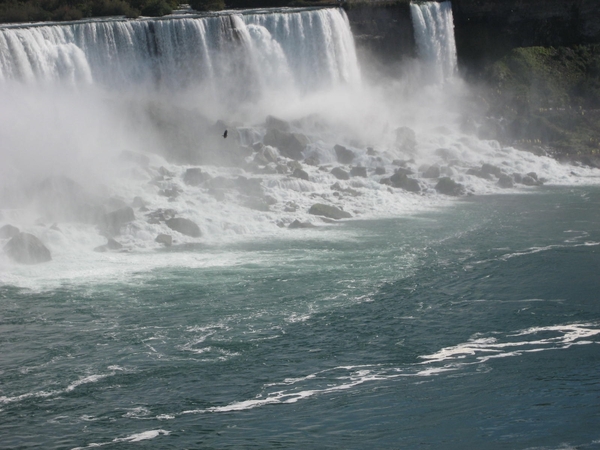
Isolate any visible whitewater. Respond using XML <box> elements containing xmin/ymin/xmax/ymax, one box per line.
<box><xmin>1</xmin><ymin>3</ymin><xmax>600</xmax><ymax>449</ymax></box>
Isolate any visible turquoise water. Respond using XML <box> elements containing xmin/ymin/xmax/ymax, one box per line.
<box><xmin>1</xmin><ymin>186</ymin><xmax>600</xmax><ymax>449</ymax></box>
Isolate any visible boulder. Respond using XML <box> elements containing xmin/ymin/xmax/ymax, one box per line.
<box><xmin>422</xmin><ymin>164</ymin><xmax>441</xmax><ymax>178</ymax></box>
<box><xmin>350</xmin><ymin>166</ymin><xmax>367</xmax><ymax>178</ymax></box>
<box><xmin>288</xmin><ymin>220</ymin><xmax>316</xmax><ymax>229</ymax></box>
<box><xmin>99</xmin><ymin>206</ymin><xmax>135</xmax><ymax>235</ymax></box>
<box><xmin>94</xmin><ymin>237</ymin><xmax>123</xmax><ymax>252</ymax></box>
<box><xmin>334</xmin><ymin>145</ymin><xmax>355</xmax><ymax>164</ymax></box>
<box><xmin>308</xmin><ymin>203</ymin><xmax>352</xmax><ymax>220</ymax></box>
<box><xmin>375</xmin><ymin>167</ymin><xmax>386</xmax><ymax>175</ymax></box>
<box><xmin>481</xmin><ymin>163</ymin><xmax>504</xmax><ymax>177</ymax></box>
<box><xmin>387</xmin><ymin>171</ymin><xmax>420</xmax><ymax>193</ymax></box>
<box><xmin>265</xmin><ymin>115</ymin><xmax>291</xmax><ymax>132</ymax></box>
<box><xmin>331</xmin><ymin>167</ymin><xmax>350</xmax><ymax>180</ymax></box>
<box><xmin>155</xmin><ymin>234</ymin><xmax>173</xmax><ymax>246</ymax></box>
<box><xmin>331</xmin><ymin>182</ymin><xmax>361</xmax><ymax>197</ymax></box>
<box><xmin>263</xmin><ymin>129</ymin><xmax>309</xmax><ymax>160</ymax></box>
<box><xmin>132</xmin><ymin>196</ymin><xmax>146</xmax><ymax>209</ymax></box>
<box><xmin>183</xmin><ymin>168</ymin><xmax>211</xmax><ymax>186</ymax></box>
<box><xmin>498</xmin><ymin>174</ymin><xmax>514</xmax><ymax>188</ymax></box>
<box><xmin>292</xmin><ymin>169</ymin><xmax>310</xmax><ymax>181</ymax></box>
<box><xmin>435</xmin><ymin>177</ymin><xmax>466</xmax><ymax>196</ymax></box>
<box><xmin>262</xmin><ymin>146</ymin><xmax>279</xmax><ymax>163</ymax></box>
<box><xmin>158</xmin><ymin>166</ymin><xmax>175</xmax><ymax>178</ymax></box>
<box><xmin>4</xmin><ymin>233</ymin><xmax>51</xmax><ymax>264</ymax></box>
<box><xmin>366</xmin><ymin>147</ymin><xmax>378</xmax><ymax>156</ymax></box>
<box><xmin>0</xmin><ymin>224</ymin><xmax>20</xmax><ymax>239</ymax></box>
<box><xmin>165</xmin><ymin>218</ymin><xmax>201</xmax><ymax>237</ymax></box>
<box><xmin>520</xmin><ymin>175</ymin><xmax>538</xmax><ymax>186</ymax></box>
<box><xmin>304</xmin><ymin>155</ymin><xmax>320</xmax><ymax>166</ymax></box>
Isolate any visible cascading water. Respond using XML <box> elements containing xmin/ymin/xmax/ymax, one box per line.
<box><xmin>410</xmin><ymin>1</ymin><xmax>457</xmax><ymax>83</ymax></box>
<box><xmin>0</xmin><ymin>9</ymin><xmax>359</xmax><ymax>95</ymax></box>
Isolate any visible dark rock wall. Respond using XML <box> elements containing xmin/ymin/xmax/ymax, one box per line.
<box><xmin>345</xmin><ymin>3</ymin><xmax>416</xmax><ymax>71</ymax></box>
<box><xmin>451</xmin><ymin>0</ymin><xmax>600</xmax><ymax>73</ymax></box>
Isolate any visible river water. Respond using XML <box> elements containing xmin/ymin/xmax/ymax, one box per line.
<box><xmin>2</xmin><ymin>185</ymin><xmax>599</xmax><ymax>449</ymax></box>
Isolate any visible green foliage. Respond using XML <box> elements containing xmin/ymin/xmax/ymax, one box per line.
<box><xmin>188</xmin><ymin>0</ymin><xmax>224</xmax><ymax>11</ymax></box>
<box><xmin>0</xmin><ymin>0</ymin><xmax>180</xmax><ymax>22</ymax></box>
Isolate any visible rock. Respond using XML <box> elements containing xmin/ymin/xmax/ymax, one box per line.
<box><xmin>395</xmin><ymin>127</ymin><xmax>417</xmax><ymax>153</ymax></box>
<box><xmin>350</xmin><ymin>166</ymin><xmax>367</xmax><ymax>178</ymax></box>
<box><xmin>467</xmin><ymin>168</ymin><xmax>494</xmax><ymax>180</ymax></box>
<box><xmin>99</xmin><ymin>206</ymin><xmax>135</xmax><ymax>235</ymax></box>
<box><xmin>288</xmin><ymin>220</ymin><xmax>315</xmax><ymax>229</ymax></box>
<box><xmin>375</xmin><ymin>167</ymin><xmax>386</xmax><ymax>175</ymax></box>
<box><xmin>284</xmin><ymin>201</ymin><xmax>298</xmax><ymax>212</ymax></box>
<box><xmin>292</xmin><ymin>168</ymin><xmax>310</xmax><ymax>181</ymax></box>
<box><xmin>155</xmin><ymin>234</ymin><xmax>173</xmax><ymax>246</ymax></box>
<box><xmin>4</xmin><ymin>233</ymin><xmax>51</xmax><ymax>264</ymax></box>
<box><xmin>183</xmin><ymin>168</ymin><xmax>211</xmax><ymax>186</ymax></box>
<box><xmin>263</xmin><ymin>129</ymin><xmax>309</xmax><ymax>160</ymax></box>
<box><xmin>264</xmin><ymin>195</ymin><xmax>277</xmax><ymax>206</ymax></box>
<box><xmin>334</xmin><ymin>145</ymin><xmax>355</xmax><ymax>164</ymax></box>
<box><xmin>481</xmin><ymin>163</ymin><xmax>504</xmax><ymax>177</ymax></box>
<box><xmin>331</xmin><ymin>182</ymin><xmax>361</xmax><ymax>197</ymax></box>
<box><xmin>435</xmin><ymin>177</ymin><xmax>466</xmax><ymax>196</ymax></box>
<box><xmin>434</xmin><ymin>148</ymin><xmax>457</xmax><ymax>161</ymax></box>
<box><xmin>304</xmin><ymin>155</ymin><xmax>320</xmax><ymax>166</ymax></box>
<box><xmin>146</xmin><ymin>208</ymin><xmax>177</xmax><ymax>224</ymax></box>
<box><xmin>158</xmin><ymin>166</ymin><xmax>175</xmax><ymax>177</ymax></box>
<box><xmin>527</xmin><ymin>172</ymin><xmax>539</xmax><ymax>181</ymax></box>
<box><xmin>158</xmin><ymin>187</ymin><xmax>181</xmax><ymax>199</ymax></box>
<box><xmin>94</xmin><ymin>237</ymin><xmax>123</xmax><ymax>252</ymax></box>
<box><xmin>520</xmin><ymin>175</ymin><xmax>538</xmax><ymax>186</ymax></box>
<box><xmin>422</xmin><ymin>164</ymin><xmax>441</xmax><ymax>178</ymax></box>
<box><xmin>276</xmin><ymin>164</ymin><xmax>288</xmax><ymax>174</ymax></box>
<box><xmin>366</xmin><ymin>147</ymin><xmax>377</xmax><ymax>156</ymax></box>
<box><xmin>165</xmin><ymin>218</ymin><xmax>201</xmax><ymax>237</ymax></box>
<box><xmin>265</xmin><ymin>115</ymin><xmax>291</xmax><ymax>132</ymax></box>
<box><xmin>331</xmin><ymin>167</ymin><xmax>350</xmax><ymax>180</ymax></box>
<box><xmin>387</xmin><ymin>171</ymin><xmax>420</xmax><ymax>193</ymax></box>
<box><xmin>0</xmin><ymin>224</ymin><xmax>20</xmax><ymax>239</ymax></box>
<box><xmin>498</xmin><ymin>174</ymin><xmax>514</xmax><ymax>188</ymax></box>
<box><xmin>288</xmin><ymin>161</ymin><xmax>303</xmax><ymax>171</ymax></box>
<box><xmin>235</xmin><ymin>177</ymin><xmax>263</xmax><ymax>197</ymax></box>
<box><xmin>308</xmin><ymin>203</ymin><xmax>352</xmax><ymax>220</ymax></box>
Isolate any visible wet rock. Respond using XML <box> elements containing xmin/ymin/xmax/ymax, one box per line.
<box><xmin>334</xmin><ymin>145</ymin><xmax>355</xmax><ymax>164</ymax></box>
<box><xmin>308</xmin><ymin>203</ymin><xmax>352</xmax><ymax>220</ymax></box>
<box><xmin>0</xmin><ymin>224</ymin><xmax>20</xmax><ymax>239</ymax></box>
<box><xmin>331</xmin><ymin>167</ymin><xmax>350</xmax><ymax>180</ymax></box>
<box><xmin>94</xmin><ymin>237</ymin><xmax>123</xmax><ymax>252</ymax></box>
<box><xmin>375</xmin><ymin>167</ymin><xmax>386</xmax><ymax>175</ymax></box>
<box><xmin>395</xmin><ymin>127</ymin><xmax>417</xmax><ymax>153</ymax></box>
<box><xmin>155</xmin><ymin>234</ymin><xmax>173</xmax><ymax>246</ymax></box>
<box><xmin>467</xmin><ymin>168</ymin><xmax>494</xmax><ymax>180</ymax></box>
<box><xmin>527</xmin><ymin>172</ymin><xmax>539</xmax><ymax>181</ymax></box>
<box><xmin>481</xmin><ymin>163</ymin><xmax>504</xmax><ymax>177</ymax></box>
<box><xmin>288</xmin><ymin>161</ymin><xmax>303</xmax><ymax>171</ymax></box>
<box><xmin>435</xmin><ymin>177</ymin><xmax>466</xmax><ymax>196</ymax></box>
<box><xmin>99</xmin><ymin>206</ymin><xmax>135</xmax><ymax>235</ymax></box>
<box><xmin>264</xmin><ymin>195</ymin><xmax>277</xmax><ymax>206</ymax></box>
<box><xmin>288</xmin><ymin>220</ymin><xmax>316</xmax><ymax>229</ymax></box>
<box><xmin>331</xmin><ymin>182</ymin><xmax>361</xmax><ymax>197</ymax></box>
<box><xmin>158</xmin><ymin>166</ymin><xmax>175</xmax><ymax>178</ymax></box>
<box><xmin>265</xmin><ymin>115</ymin><xmax>291</xmax><ymax>132</ymax></box>
<box><xmin>264</xmin><ymin>129</ymin><xmax>309</xmax><ymax>160</ymax></box>
<box><xmin>4</xmin><ymin>233</ymin><xmax>51</xmax><ymax>264</ymax></box>
<box><xmin>498</xmin><ymin>174</ymin><xmax>514</xmax><ymax>188</ymax></box>
<box><xmin>146</xmin><ymin>208</ymin><xmax>177</xmax><ymax>224</ymax></box>
<box><xmin>434</xmin><ymin>148</ymin><xmax>457</xmax><ymax>161</ymax></box>
<box><xmin>183</xmin><ymin>168</ymin><xmax>211</xmax><ymax>186</ymax></box>
<box><xmin>158</xmin><ymin>187</ymin><xmax>181</xmax><ymax>199</ymax></box>
<box><xmin>422</xmin><ymin>164</ymin><xmax>441</xmax><ymax>178</ymax></box>
<box><xmin>276</xmin><ymin>164</ymin><xmax>289</xmax><ymax>174</ymax></box>
<box><xmin>165</xmin><ymin>217</ymin><xmax>201</xmax><ymax>237</ymax></box>
<box><xmin>350</xmin><ymin>166</ymin><xmax>367</xmax><ymax>178</ymax></box>
<box><xmin>304</xmin><ymin>155</ymin><xmax>320</xmax><ymax>166</ymax></box>
<box><xmin>262</xmin><ymin>146</ymin><xmax>279</xmax><ymax>164</ymax></box>
<box><xmin>385</xmin><ymin>172</ymin><xmax>420</xmax><ymax>193</ymax></box>
<box><xmin>521</xmin><ymin>175</ymin><xmax>538</xmax><ymax>186</ymax></box>
<box><xmin>366</xmin><ymin>147</ymin><xmax>377</xmax><ymax>156</ymax></box>
<box><xmin>235</xmin><ymin>177</ymin><xmax>263</xmax><ymax>197</ymax></box>
<box><xmin>292</xmin><ymin>168</ymin><xmax>310</xmax><ymax>181</ymax></box>
<box><xmin>284</xmin><ymin>201</ymin><xmax>299</xmax><ymax>212</ymax></box>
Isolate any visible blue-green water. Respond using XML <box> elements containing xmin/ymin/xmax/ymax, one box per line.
<box><xmin>2</xmin><ymin>186</ymin><xmax>600</xmax><ymax>449</ymax></box>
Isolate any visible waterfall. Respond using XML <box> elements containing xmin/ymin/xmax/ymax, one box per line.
<box><xmin>410</xmin><ymin>1</ymin><xmax>457</xmax><ymax>83</ymax></box>
<box><xmin>0</xmin><ymin>8</ymin><xmax>360</xmax><ymax>94</ymax></box>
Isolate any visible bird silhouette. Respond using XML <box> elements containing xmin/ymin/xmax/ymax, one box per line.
<box><xmin>223</xmin><ymin>130</ymin><xmax>228</xmax><ymax>139</ymax></box>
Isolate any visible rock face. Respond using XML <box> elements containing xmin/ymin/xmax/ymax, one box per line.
<box><xmin>452</xmin><ymin>0</ymin><xmax>600</xmax><ymax>71</ymax></box>
<box><xmin>308</xmin><ymin>203</ymin><xmax>352</xmax><ymax>220</ymax></box>
<box><xmin>4</xmin><ymin>233</ymin><xmax>51</xmax><ymax>264</ymax></box>
<box><xmin>165</xmin><ymin>218</ymin><xmax>201</xmax><ymax>237</ymax></box>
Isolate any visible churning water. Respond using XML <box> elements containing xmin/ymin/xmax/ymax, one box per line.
<box><xmin>1</xmin><ymin>3</ymin><xmax>600</xmax><ymax>448</ymax></box>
